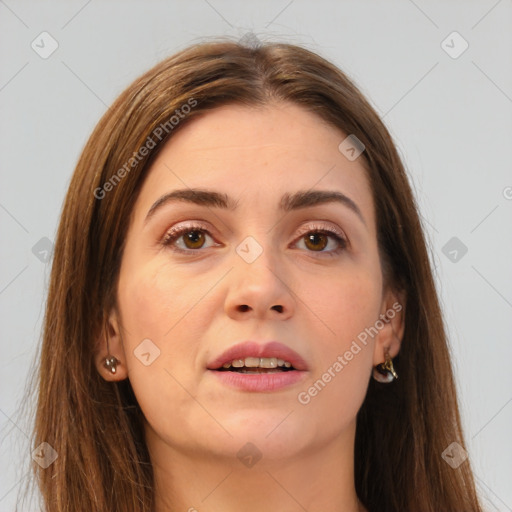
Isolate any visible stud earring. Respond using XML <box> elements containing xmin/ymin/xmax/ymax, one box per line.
<box><xmin>103</xmin><ymin>355</ymin><xmax>120</xmax><ymax>374</ymax></box>
<box><xmin>372</xmin><ymin>348</ymin><xmax>398</xmax><ymax>383</ymax></box>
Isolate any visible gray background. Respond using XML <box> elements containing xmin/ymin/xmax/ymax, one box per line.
<box><xmin>1</xmin><ymin>1</ymin><xmax>511</xmax><ymax>510</ymax></box>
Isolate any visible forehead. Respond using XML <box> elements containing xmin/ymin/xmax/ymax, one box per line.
<box><xmin>134</xmin><ymin>102</ymin><xmax>375</xmax><ymax>225</ymax></box>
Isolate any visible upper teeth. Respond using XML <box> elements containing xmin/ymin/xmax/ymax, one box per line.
<box><xmin>222</xmin><ymin>357</ymin><xmax>292</xmax><ymax>369</ymax></box>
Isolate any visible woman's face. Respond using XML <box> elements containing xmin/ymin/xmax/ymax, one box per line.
<box><xmin>107</xmin><ymin>102</ymin><xmax>401</xmax><ymax>463</ymax></box>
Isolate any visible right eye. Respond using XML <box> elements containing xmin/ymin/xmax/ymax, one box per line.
<box><xmin>162</xmin><ymin>224</ymin><xmax>219</xmax><ymax>254</ymax></box>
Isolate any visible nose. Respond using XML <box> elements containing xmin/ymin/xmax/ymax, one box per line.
<box><xmin>224</xmin><ymin>246</ymin><xmax>296</xmax><ymax>321</ymax></box>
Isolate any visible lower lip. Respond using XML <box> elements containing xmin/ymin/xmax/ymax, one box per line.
<box><xmin>208</xmin><ymin>369</ymin><xmax>307</xmax><ymax>392</ymax></box>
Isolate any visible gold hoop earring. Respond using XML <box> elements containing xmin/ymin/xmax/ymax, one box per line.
<box><xmin>372</xmin><ymin>348</ymin><xmax>398</xmax><ymax>383</ymax></box>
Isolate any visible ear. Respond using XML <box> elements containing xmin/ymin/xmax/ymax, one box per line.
<box><xmin>372</xmin><ymin>287</ymin><xmax>406</xmax><ymax>366</ymax></box>
<box><xmin>94</xmin><ymin>308</ymin><xmax>128</xmax><ymax>381</ymax></box>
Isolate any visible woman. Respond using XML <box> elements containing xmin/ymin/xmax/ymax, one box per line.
<box><xmin>29</xmin><ymin>38</ymin><xmax>483</xmax><ymax>511</ymax></box>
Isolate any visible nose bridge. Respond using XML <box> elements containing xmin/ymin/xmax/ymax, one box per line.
<box><xmin>224</xmin><ymin>232</ymin><xmax>295</xmax><ymax>319</ymax></box>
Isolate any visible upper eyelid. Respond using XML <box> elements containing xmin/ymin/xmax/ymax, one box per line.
<box><xmin>295</xmin><ymin>222</ymin><xmax>346</xmax><ymax>237</ymax></box>
<box><xmin>163</xmin><ymin>220</ymin><xmax>346</xmax><ymax>238</ymax></box>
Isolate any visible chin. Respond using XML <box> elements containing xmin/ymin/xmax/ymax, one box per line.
<box><xmin>203</xmin><ymin>411</ymin><xmax>313</xmax><ymax>458</ymax></box>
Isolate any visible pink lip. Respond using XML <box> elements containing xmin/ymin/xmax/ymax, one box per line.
<box><xmin>206</xmin><ymin>341</ymin><xmax>309</xmax><ymax>393</ymax></box>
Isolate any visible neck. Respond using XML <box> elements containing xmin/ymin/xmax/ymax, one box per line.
<box><xmin>147</xmin><ymin>420</ymin><xmax>366</xmax><ymax>512</ymax></box>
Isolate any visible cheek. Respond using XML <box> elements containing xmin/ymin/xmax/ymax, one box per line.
<box><xmin>294</xmin><ymin>266</ymin><xmax>381</xmax><ymax>423</ymax></box>
<box><xmin>116</xmin><ymin>264</ymin><xmax>206</xmax><ymax>430</ymax></box>
<box><xmin>303</xmin><ymin>262</ymin><xmax>382</xmax><ymax>349</ymax></box>
<box><xmin>118</xmin><ymin>260</ymin><xmax>207</xmax><ymax>342</ymax></box>
<box><xmin>118</xmin><ymin>269</ymin><xmax>172</xmax><ymax>341</ymax></box>
<box><xmin>117</xmin><ymin>258</ymin><xmax>220</xmax><ymax>384</ymax></box>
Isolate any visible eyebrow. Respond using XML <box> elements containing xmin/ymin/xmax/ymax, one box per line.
<box><xmin>144</xmin><ymin>188</ymin><xmax>366</xmax><ymax>226</ymax></box>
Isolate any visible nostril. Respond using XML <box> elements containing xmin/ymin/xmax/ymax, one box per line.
<box><xmin>235</xmin><ymin>304</ymin><xmax>283</xmax><ymax>313</ymax></box>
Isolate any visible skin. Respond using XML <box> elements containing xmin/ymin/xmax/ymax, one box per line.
<box><xmin>95</xmin><ymin>102</ymin><xmax>405</xmax><ymax>512</ymax></box>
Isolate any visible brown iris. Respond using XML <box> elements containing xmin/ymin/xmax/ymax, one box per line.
<box><xmin>183</xmin><ymin>230</ymin><xmax>206</xmax><ymax>249</ymax></box>
<box><xmin>304</xmin><ymin>232</ymin><xmax>328</xmax><ymax>251</ymax></box>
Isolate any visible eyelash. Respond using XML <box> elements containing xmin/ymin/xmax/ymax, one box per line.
<box><xmin>161</xmin><ymin>222</ymin><xmax>348</xmax><ymax>257</ymax></box>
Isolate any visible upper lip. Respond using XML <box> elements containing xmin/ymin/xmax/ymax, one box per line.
<box><xmin>207</xmin><ymin>341</ymin><xmax>308</xmax><ymax>371</ymax></box>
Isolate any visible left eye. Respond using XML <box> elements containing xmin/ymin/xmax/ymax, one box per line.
<box><xmin>294</xmin><ymin>230</ymin><xmax>346</xmax><ymax>253</ymax></box>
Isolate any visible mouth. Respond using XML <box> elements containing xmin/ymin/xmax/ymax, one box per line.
<box><xmin>215</xmin><ymin>356</ymin><xmax>296</xmax><ymax>374</ymax></box>
<box><xmin>207</xmin><ymin>341</ymin><xmax>308</xmax><ymax>392</ymax></box>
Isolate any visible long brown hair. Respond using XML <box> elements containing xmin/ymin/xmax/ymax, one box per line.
<box><xmin>26</xmin><ymin>38</ymin><xmax>483</xmax><ymax>511</ymax></box>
